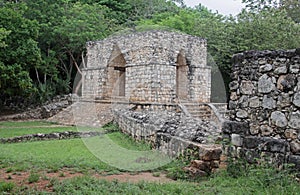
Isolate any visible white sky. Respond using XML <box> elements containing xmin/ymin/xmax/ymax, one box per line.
<box><xmin>184</xmin><ymin>0</ymin><xmax>245</xmax><ymax>16</ymax></box>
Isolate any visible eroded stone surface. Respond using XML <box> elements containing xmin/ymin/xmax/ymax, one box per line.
<box><xmin>240</xmin><ymin>81</ymin><xmax>254</xmax><ymax>95</ymax></box>
<box><xmin>293</xmin><ymin>92</ymin><xmax>300</xmax><ymax>107</ymax></box>
<box><xmin>271</xmin><ymin>111</ymin><xmax>288</xmax><ymax>128</ymax></box>
<box><xmin>258</xmin><ymin>74</ymin><xmax>274</xmax><ymax>93</ymax></box>
<box><xmin>288</xmin><ymin>111</ymin><xmax>300</xmax><ymax>129</ymax></box>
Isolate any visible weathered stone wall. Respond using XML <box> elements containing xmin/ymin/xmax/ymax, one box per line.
<box><xmin>113</xmin><ymin>107</ymin><xmax>222</xmax><ymax>175</ymax></box>
<box><xmin>82</xmin><ymin>31</ymin><xmax>210</xmax><ymax>103</ymax></box>
<box><xmin>225</xmin><ymin>49</ymin><xmax>300</xmax><ymax>168</ymax></box>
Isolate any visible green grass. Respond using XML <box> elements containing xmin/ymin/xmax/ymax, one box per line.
<box><xmin>1</xmin><ymin>121</ymin><xmax>300</xmax><ymax>194</ymax></box>
<box><xmin>0</xmin><ymin>138</ymin><xmax>115</xmax><ymax>172</ymax></box>
<box><xmin>107</xmin><ymin>132</ymin><xmax>151</xmax><ymax>151</ymax></box>
<box><xmin>0</xmin><ymin>120</ymin><xmax>53</xmax><ymax>127</ymax></box>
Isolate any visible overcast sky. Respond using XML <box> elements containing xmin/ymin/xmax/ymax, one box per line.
<box><xmin>184</xmin><ymin>0</ymin><xmax>245</xmax><ymax>16</ymax></box>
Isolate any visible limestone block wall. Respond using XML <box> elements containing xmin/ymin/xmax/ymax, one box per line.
<box><xmin>82</xmin><ymin>31</ymin><xmax>211</xmax><ymax>103</ymax></box>
<box><xmin>224</xmin><ymin>49</ymin><xmax>300</xmax><ymax>168</ymax></box>
<box><xmin>126</xmin><ymin>64</ymin><xmax>176</xmax><ymax>103</ymax></box>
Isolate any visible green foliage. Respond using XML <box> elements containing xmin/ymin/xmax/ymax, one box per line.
<box><xmin>28</xmin><ymin>172</ymin><xmax>40</xmax><ymax>183</ymax></box>
<box><xmin>0</xmin><ymin>181</ymin><xmax>15</xmax><ymax>193</ymax></box>
<box><xmin>0</xmin><ymin>0</ymin><xmax>299</xmax><ymax>104</ymax></box>
<box><xmin>0</xmin><ymin>3</ymin><xmax>41</xmax><ymax>97</ymax></box>
<box><xmin>52</xmin><ymin>176</ymin><xmax>199</xmax><ymax>194</ymax></box>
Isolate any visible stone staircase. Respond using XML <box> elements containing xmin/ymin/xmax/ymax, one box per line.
<box><xmin>181</xmin><ymin>102</ymin><xmax>213</xmax><ymax>120</ymax></box>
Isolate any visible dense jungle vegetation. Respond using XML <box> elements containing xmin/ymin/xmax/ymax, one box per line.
<box><xmin>0</xmin><ymin>0</ymin><xmax>299</xmax><ymax>106</ymax></box>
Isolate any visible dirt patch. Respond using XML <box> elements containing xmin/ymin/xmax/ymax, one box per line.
<box><xmin>0</xmin><ymin>168</ymin><xmax>175</xmax><ymax>192</ymax></box>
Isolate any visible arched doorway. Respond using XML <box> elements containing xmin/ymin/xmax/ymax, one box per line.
<box><xmin>106</xmin><ymin>44</ymin><xmax>126</xmax><ymax>98</ymax></box>
<box><xmin>176</xmin><ymin>50</ymin><xmax>189</xmax><ymax>100</ymax></box>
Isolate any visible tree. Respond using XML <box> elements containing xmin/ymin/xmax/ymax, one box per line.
<box><xmin>0</xmin><ymin>3</ymin><xmax>41</xmax><ymax>98</ymax></box>
<box><xmin>242</xmin><ymin>0</ymin><xmax>300</xmax><ymax>22</ymax></box>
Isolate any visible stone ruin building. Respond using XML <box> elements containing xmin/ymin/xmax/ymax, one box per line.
<box><xmin>82</xmin><ymin>31</ymin><xmax>211</xmax><ymax>104</ymax></box>
<box><xmin>34</xmin><ymin>31</ymin><xmax>300</xmax><ymax>174</ymax></box>
<box><xmin>75</xmin><ymin>30</ymin><xmax>226</xmax><ymax>174</ymax></box>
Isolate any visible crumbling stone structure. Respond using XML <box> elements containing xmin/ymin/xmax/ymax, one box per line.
<box><xmin>225</xmin><ymin>49</ymin><xmax>300</xmax><ymax>169</ymax></box>
<box><xmin>82</xmin><ymin>31</ymin><xmax>211</xmax><ymax>103</ymax></box>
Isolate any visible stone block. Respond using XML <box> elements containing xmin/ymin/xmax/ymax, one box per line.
<box><xmin>274</xmin><ymin>66</ymin><xmax>287</xmax><ymax>74</ymax></box>
<box><xmin>222</xmin><ymin>120</ymin><xmax>249</xmax><ymax>135</ymax></box>
<box><xmin>261</xmin><ymin>125</ymin><xmax>272</xmax><ymax>135</ymax></box>
<box><xmin>258</xmin><ymin>74</ymin><xmax>274</xmax><ymax>93</ymax></box>
<box><xmin>261</xmin><ymin>137</ymin><xmax>287</xmax><ymax>153</ymax></box>
<box><xmin>190</xmin><ymin>160</ymin><xmax>210</xmax><ymax>171</ymax></box>
<box><xmin>288</xmin><ymin>111</ymin><xmax>300</xmax><ymax>129</ymax></box>
<box><xmin>240</xmin><ymin>81</ymin><xmax>254</xmax><ymax>95</ymax></box>
<box><xmin>259</xmin><ymin>64</ymin><xmax>273</xmax><ymax>73</ymax></box>
<box><xmin>236</xmin><ymin>109</ymin><xmax>248</xmax><ymax>119</ymax></box>
<box><xmin>288</xmin><ymin>155</ymin><xmax>300</xmax><ymax>170</ymax></box>
<box><xmin>291</xmin><ymin>141</ymin><xmax>300</xmax><ymax>154</ymax></box>
<box><xmin>231</xmin><ymin>134</ymin><xmax>243</xmax><ymax>147</ymax></box>
<box><xmin>199</xmin><ymin>146</ymin><xmax>222</xmax><ymax>161</ymax></box>
<box><xmin>243</xmin><ymin>136</ymin><xmax>262</xmax><ymax>149</ymax></box>
<box><xmin>249</xmin><ymin>96</ymin><xmax>260</xmax><ymax>108</ymax></box>
<box><xmin>270</xmin><ymin>111</ymin><xmax>288</xmax><ymax>128</ymax></box>
<box><xmin>293</xmin><ymin>92</ymin><xmax>300</xmax><ymax>107</ymax></box>
<box><xmin>262</xmin><ymin>95</ymin><xmax>276</xmax><ymax>109</ymax></box>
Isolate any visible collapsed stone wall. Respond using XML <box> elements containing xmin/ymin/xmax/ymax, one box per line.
<box><xmin>225</xmin><ymin>49</ymin><xmax>300</xmax><ymax>168</ymax></box>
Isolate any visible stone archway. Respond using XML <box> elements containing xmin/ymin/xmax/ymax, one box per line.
<box><xmin>106</xmin><ymin>44</ymin><xmax>126</xmax><ymax>98</ymax></box>
<box><xmin>176</xmin><ymin>50</ymin><xmax>189</xmax><ymax>100</ymax></box>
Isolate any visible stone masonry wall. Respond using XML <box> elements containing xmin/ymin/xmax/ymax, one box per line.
<box><xmin>225</xmin><ymin>49</ymin><xmax>300</xmax><ymax>168</ymax></box>
<box><xmin>82</xmin><ymin>31</ymin><xmax>211</xmax><ymax>103</ymax></box>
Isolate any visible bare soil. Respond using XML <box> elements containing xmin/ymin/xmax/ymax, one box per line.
<box><xmin>0</xmin><ymin>168</ymin><xmax>175</xmax><ymax>192</ymax></box>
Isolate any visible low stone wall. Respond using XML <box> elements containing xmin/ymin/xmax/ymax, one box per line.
<box><xmin>225</xmin><ymin>48</ymin><xmax>300</xmax><ymax>168</ymax></box>
<box><xmin>113</xmin><ymin>107</ymin><xmax>222</xmax><ymax>175</ymax></box>
<box><xmin>0</xmin><ymin>131</ymin><xmax>104</xmax><ymax>144</ymax></box>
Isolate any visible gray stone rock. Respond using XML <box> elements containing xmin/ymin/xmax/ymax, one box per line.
<box><xmin>238</xmin><ymin>95</ymin><xmax>249</xmax><ymax>108</ymax></box>
<box><xmin>277</xmin><ymin>74</ymin><xmax>296</xmax><ymax>92</ymax></box>
<box><xmin>229</xmin><ymin>81</ymin><xmax>239</xmax><ymax>91</ymax></box>
<box><xmin>271</xmin><ymin>111</ymin><xmax>288</xmax><ymax>128</ymax></box>
<box><xmin>230</xmin><ymin>92</ymin><xmax>238</xmax><ymax>101</ymax></box>
<box><xmin>258</xmin><ymin>74</ymin><xmax>274</xmax><ymax>93</ymax></box>
<box><xmin>236</xmin><ymin>109</ymin><xmax>248</xmax><ymax>119</ymax></box>
<box><xmin>291</xmin><ymin>141</ymin><xmax>300</xmax><ymax>154</ymax></box>
<box><xmin>290</xmin><ymin>64</ymin><xmax>299</xmax><ymax>74</ymax></box>
<box><xmin>285</xmin><ymin>129</ymin><xmax>298</xmax><ymax>140</ymax></box>
<box><xmin>288</xmin><ymin>155</ymin><xmax>300</xmax><ymax>170</ymax></box>
<box><xmin>288</xmin><ymin>111</ymin><xmax>300</xmax><ymax>129</ymax></box>
<box><xmin>274</xmin><ymin>66</ymin><xmax>287</xmax><ymax>74</ymax></box>
<box><xmin>261</xmin><ymin>137</ymin><xmax>287</xmax><ymax>153</ymax></box>
<box><xmin>240</xmin><ymin>81</ymin><xmax>254</xmax><ymax>95</ymax></box>
<box><xmin>249</xmin><ymin>124</ymin><xmax>260</xmax><ymax>135</ymax></box>
<box><xmin>249</xmin><ymin>96</ymin><xmax>260</xmax><ymax>108</ymax></box>
<box><xmin>260</xmin><ymin>125</ymin><xmax>273</xmax><ymax>136</ymax></box>
<box><xmin>231</xmin><ymin>134</ymin><xmax>243</xmax><ymax>146</ymax></box>
<box><xmin>277</xmin><ymin>93</ymin><xmax>291</xmax><ymax>108</ymax></box>
<box><xmin>293</xmin><ymin>92</ymin><xmax>300</xmax><ymax>107</ymax></box>
<box><xmin>259</xmin><ymin>64</ymin><xmax>273</xmax><ymax>73</ymax></box>
<box><xmin>228</xmin><ymin>100</ymin><xmax>237</xmax><ymax>110</ymax></box>
<box><xmin>262</xmin><ymin>95</ymin><xmax>276</xmax><ymax>109</ymax></box>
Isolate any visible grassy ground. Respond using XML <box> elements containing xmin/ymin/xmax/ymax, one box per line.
<box><xmin>0</xmin><ymin>121</ymin><xmax>300</xmax><ymax>194</ymax></box>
